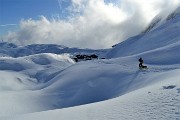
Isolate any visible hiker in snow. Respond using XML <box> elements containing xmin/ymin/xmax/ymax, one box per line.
<box><xmin>139</xmin><ymin>57</ymin><xmax>147</xmax><ymax>69</ymax></box>
<box><xmin>139</xmin><ymin>57</ymin><xmax>143</xmax><ymax>68</ymax></box>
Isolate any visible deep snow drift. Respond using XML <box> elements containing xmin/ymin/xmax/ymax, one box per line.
<box><xmin>0</xmin><ymin>7</ymin><xmax>180</xmax><ymax>120</ymax></box>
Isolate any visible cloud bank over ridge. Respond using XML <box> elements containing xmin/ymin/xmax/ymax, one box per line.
<box><xmin>3</xmin><ymin>0</ymin><xmax>180</xmax><ymax>49</ymax></box>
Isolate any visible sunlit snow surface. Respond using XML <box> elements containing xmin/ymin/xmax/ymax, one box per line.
<box><xmin>0</xmin><ymin>8</ymin><xmax>180</xmax><ymax>120</ymax></box>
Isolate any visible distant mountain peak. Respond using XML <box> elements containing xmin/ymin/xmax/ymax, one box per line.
<box><xmin>166</xmin><ymin>6</ymin><xmax>180</xmax><ymax>21</ymax></box>
<box><xmin>143</xmin><ymin>6</ymin><xmax>180</xmax><ymax>33</ymax></box>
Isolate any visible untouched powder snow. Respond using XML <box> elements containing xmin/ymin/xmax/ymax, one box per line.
<box><xmin>3</xmin><ymin>69</ymin><xmax>180</xmax><ymax>120</ymax></box>
<box><xmin>0</xmin><ymin>8</ymin><xmax>180</xmax><ymax>120</ymax></box>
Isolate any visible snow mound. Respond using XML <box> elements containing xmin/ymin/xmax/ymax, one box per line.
<box><xmin>0</xmin><ymin>53</ymin><xmax>75</xmax><ymax>90</ymax></box>
<box><xmin>3</xmin><ymin>68</ymin><xmax>180</xmax><ymax>120</ymax></box>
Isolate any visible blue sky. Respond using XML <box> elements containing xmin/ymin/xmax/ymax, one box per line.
<box><xmin>0</xmin><ymin>0</ymin><xmax>71</xmax><ymax>37</ymax></box>
<box><xmin>0</xmin><ymin>0</ymin><xmax>115</xmax><ymax>37</ymax></box>
<box><xmin>1</xmin><ymin>0</ymin><xmax>179</xmax><ymax>48</ymax></box>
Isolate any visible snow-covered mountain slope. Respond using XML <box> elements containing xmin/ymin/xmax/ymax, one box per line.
<box><xmin>0</xmin><ymin>42</ymin><xmax>107</xmax><ymax>58</ymax></box>
<box><xmin>143</xmin><ymin>7</ymin><xmax>180</xmax><ymax>33</ymax></box>
<box><xmin>106</xmin><ymin>7</ymin><xmax>180</xmax><ymax>59</ymax></box>
<box><xmin>1</xmin><ymin>7</ymin><xmax>180</xmax><ymax>120</ymax></box>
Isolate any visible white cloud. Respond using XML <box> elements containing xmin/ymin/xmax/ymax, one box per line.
<box><xmin>3</xmin><ymin>0</ymin><xmax>180</xmax><ymax>49</ymax></box>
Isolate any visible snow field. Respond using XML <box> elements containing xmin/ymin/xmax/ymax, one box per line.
<box><xmin>0</xmin><ymin>7</ymin><xmax>180</xmax><ymax>120</ymax></box>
